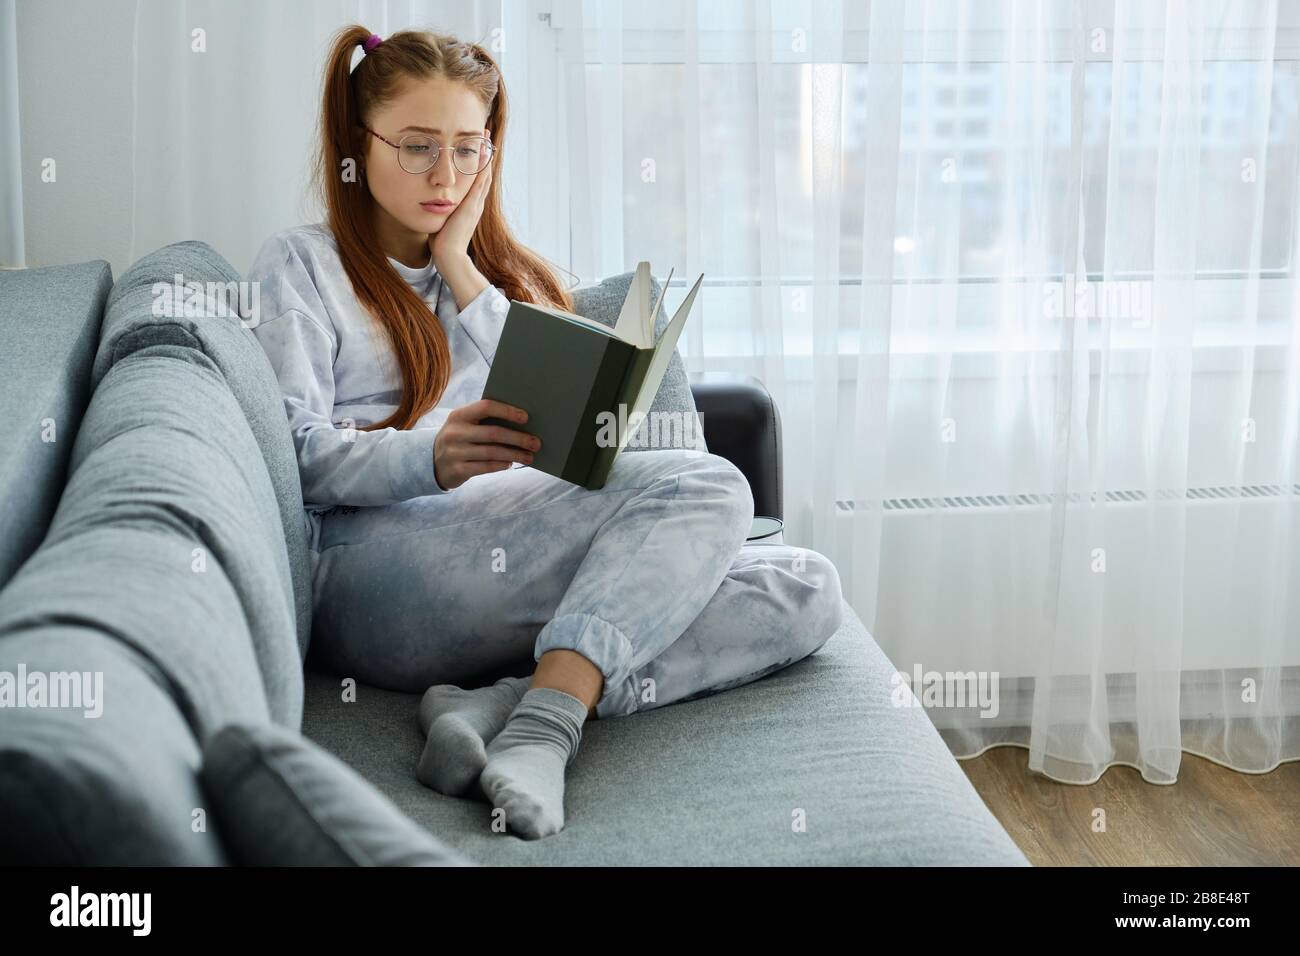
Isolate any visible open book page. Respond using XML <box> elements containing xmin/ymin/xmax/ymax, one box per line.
<box><xmin>612</xmin><ymin>262</ymin><xmax>650</xmax><ymax>346</ymax></box>
<box><xmin>646</xmin><ymin>267</ymin><xmax>672</xmax><ymax>346</ymax></box>
<box><xmin>612</xmin><ymin>261</ymin><xmax>673</xmax><ymax>349</ymax></box>
<box><xmin>616</xmin><ymin>271</ymin><xmax>705</xmax><ymax>453</ymax></box>
<box><xmin>531</xmin><ymin>261</ymin><xmax>671</xmax><ymax>345</ymax></box>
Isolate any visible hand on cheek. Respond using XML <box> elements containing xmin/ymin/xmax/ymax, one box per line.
<box><xmin>430</xmin><ymin>135</ymin><xmax>492</xmax><ymax>272</ymax></box>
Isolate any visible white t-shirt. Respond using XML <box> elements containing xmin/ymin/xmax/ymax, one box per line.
<box><xmin>246</xmin><ymin>222</ymin><xmax>511</xmax><ymax>516</ymax></box>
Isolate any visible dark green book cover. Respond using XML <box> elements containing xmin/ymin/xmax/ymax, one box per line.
<box><xmin>479</xmin><ymin>263</ymin><xmax>704</xmax><ymax>490</ymax></box>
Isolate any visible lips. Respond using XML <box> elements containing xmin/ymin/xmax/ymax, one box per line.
<box><xmin>421</xmin><ymin>200</ymin><xmax>456</xmax><ymax>212</ymax></box>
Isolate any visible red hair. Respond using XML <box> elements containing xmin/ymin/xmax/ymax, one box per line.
<box><xmin>315</xmin><ymin>25</ymin><xmax>574</xmax><ymax>431</ymax></box>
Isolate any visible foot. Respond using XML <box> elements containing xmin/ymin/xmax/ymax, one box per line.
<box><xmin>415</xmin><ymin>676</ymin><xmax>531</xmax><ymax>797</ymax></box>
<box><xmin>479</xmin><ymin>687</ymin><xmax>589</xmax><ymax>839</ymax></box>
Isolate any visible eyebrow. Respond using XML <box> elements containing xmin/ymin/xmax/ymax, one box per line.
<box><xmin>399</xmin><ymin>125</ymin><xmax>483</xmax><ymax>136</ymax></box>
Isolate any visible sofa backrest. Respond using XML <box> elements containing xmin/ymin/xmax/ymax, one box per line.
<box><xmin>93</xmin><ymin>241</ymin><xmax>314</xmax><ymax>661</ymax></box>
<box><xmin>0</xmin><ymin>250</ymin><xmax>301</xmax><ymax>863</ymax></box>
<box><xmin>0</xmin><ymin>261</ymin><xmax>112</xmax><ymax>591</ymax></box>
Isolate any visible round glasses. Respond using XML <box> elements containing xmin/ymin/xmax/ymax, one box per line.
<box><xmin>364</xmin><ymin>127</ymin><xmax>495</xmax><ymax>175</ymax></box>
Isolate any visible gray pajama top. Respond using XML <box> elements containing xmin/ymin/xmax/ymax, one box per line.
<box><xmin>246</xmin><ymin>223</ymin><xmax>512</xmax><ymax>515</ymax></box>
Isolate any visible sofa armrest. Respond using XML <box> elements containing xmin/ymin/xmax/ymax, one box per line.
<box><xmin>688</xmin><ymin>371</ymin><xmax>782</xmax><ymax>521</ymax></box>
<box><xmin>0</xmin><ymin>261</ymin><xmax>113</xmax><ymax>592</ymax></box>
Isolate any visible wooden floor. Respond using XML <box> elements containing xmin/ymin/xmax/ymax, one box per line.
<box><xmin>959</xmin><ymin>745</ymin><xmax>1300</xmax><ymax>866</ymax></box>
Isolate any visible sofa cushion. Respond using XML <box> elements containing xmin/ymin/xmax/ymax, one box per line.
<box><xmin>4</xmin><ymin>345</ymin><xmax>301</xmax><ymax>731</ymax></box>
<box><xmin>571</xmin><ymin>272</ymin><xmax>708</xmax><ymax>453</ymax></box>
<box><xmin>200</xmin><ymin>722</ymin><xmax>474</xmax><ymax>866</ymax></box>
<box><xmin>0</xmin><ymin>625</ymin><xmax>231</xmax><ymax>864</ymax></box>
<box><xmin>300</xmin><ymin>602</ymin><xmax>1029</xmax><ymax>865</ymax></box>
<box><xmin>93</xmin><ymin>241</ymin><xmax>314</xmax><ymax>660</ymax></box>
<box><xmin>0</xmin><ymin>260</ymin><xmax>112</xmax><ymax>591</ymax></box>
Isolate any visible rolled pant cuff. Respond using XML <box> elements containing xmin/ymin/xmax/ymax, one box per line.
<box><xmin>534</xmin><ymin>612</ymin><xmax>637</xmax><ymax>718</ymax></box>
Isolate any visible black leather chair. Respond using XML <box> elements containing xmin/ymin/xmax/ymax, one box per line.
<box><xmin>688</xmin><ymin>371</ymin><xmax>782</xmax><ymax>522</ymax></box>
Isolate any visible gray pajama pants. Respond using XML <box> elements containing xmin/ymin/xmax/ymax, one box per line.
<box><xmin>306</xmin><ymin>448</ymin><xmax>844</xmax><ymax>719</ymax></box>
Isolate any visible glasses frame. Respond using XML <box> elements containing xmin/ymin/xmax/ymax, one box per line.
<box><xmin>363</xmin><ymin>127</ymin><xmax>496</xmax><ymax>175</ymax></box>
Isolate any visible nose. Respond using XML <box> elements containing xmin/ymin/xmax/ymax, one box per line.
<box><xmin>427</xmin><ymin>146</ymin><xmax>457</xmax><ymax>187</ymax></box>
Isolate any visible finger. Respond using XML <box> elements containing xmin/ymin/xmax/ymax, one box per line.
<box><xmin>468</xmin><ymin>423</ymin><xmax>539</xmax><ymax>451</ymax></box>
<box><xmin>454</xmin><ymin>399</ymin><xmax>528</xmax><ymax>424</ymax></box>
<box><xmin>482</xmin><ymin>399</ymin><xmax>526</xmax><ymax>423</ymax></box>
<box><xmin>463</xmin><ymin>442</ymin><xmax>533</xmax><ymax>463</ymax></box>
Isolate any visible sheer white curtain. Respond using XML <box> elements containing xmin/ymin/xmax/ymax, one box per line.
<box><xmin>551</xmin><ymin>0</ymin><xmax>1299</xmax><ymax>784</ymax></box>
<box><xmin>118</xmin><ymin>0</ymin><xmax>1298</xmax><ymax>783</ymax></box>
<box><xmin>1</xmin><ymin>0</ymin><xmax>24</xmax><ymax>269</ymax></box>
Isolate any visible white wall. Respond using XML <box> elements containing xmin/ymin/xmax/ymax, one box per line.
<box><xmin>17</xmin><ymin>0</ymin><xmax>138</xmax><ymax>275</ymax></box>
<box><xmin>12</xmin><ymin>1</ymin><xmax>545</xmax><ymax>280</ymax></box>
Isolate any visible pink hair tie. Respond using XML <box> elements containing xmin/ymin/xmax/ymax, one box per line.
<box><xmin>361</xmin><ymin>33</ymin><xmax>383</xmax><ymax>53</ymax></box>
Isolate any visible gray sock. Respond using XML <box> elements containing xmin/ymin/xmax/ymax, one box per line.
<box><xmin>415</xmin><ymin>675</ymin><xmax>532</xmax><ymax>797</ymax></box>
<box><xmin>479</xmin><ymin>687</ymin><xmax>589</xmax><ymax>840</ymax></box>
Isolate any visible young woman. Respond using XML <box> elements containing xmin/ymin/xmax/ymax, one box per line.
<box><xmin>247</xmin><ymin>25</ymin><xmax>845</xmax><ymax>840</ymax></box>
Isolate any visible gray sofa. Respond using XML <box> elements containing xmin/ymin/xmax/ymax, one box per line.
<box><xmin>0</xmin><ymin>242</ymin><xmax>1028</xmax><ymax>866</ymax></box>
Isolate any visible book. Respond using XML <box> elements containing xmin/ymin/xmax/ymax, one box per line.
<box><xmin>478</xmin><ymin>261</ymin><xmax>704</xmax><ymax>490</ymax></box>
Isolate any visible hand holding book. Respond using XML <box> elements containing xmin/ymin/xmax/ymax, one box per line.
<box><xmin>432</xmin><ymin>398</ymin><xmax>541</xmax><ymax>491</ymax></box>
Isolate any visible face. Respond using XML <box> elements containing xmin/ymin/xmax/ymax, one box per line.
<box><xmin>362</xmin><ymin>75</ymin><xmax>490</xmax><ymax>245</ymax></box>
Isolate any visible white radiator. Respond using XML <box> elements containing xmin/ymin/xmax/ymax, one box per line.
<box><xmin>837</xmin><ymin>484</ymin><xmax>1300</xmax><ymax>679</ymax></box>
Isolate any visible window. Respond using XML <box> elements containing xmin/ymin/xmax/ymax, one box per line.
<box><xmin>541</xmin><ymin>0</ymin><xmax>1300</xmax><ymax>358</ymax></box>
